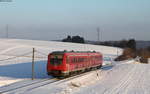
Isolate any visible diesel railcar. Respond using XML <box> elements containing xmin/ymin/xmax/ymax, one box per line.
<box><xmin>47</xmin><ymin>51</ymin><xmax>103</xmax><ymax>77</ymax></box>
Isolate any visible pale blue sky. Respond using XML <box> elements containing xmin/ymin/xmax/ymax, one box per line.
<box><xmin>0</xmin><ymin>0</ymin><xmax>150</xmax><ymax>41</ymax></box>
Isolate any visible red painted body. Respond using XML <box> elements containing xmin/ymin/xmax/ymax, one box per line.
<box><xmin>47</xmin><ymin>51</ymin><xmax>103</xmax><ymax>77</ymax></box>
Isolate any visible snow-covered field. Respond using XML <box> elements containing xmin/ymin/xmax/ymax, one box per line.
<box><xmin>0</xmin><ymin>39</ymin><xmax>150</xmax><ymax>94</ymax></box>
<box><xmin>0</xmin><ymin>38</ymin><xmax>122</xmax><ymax>87</ymax></box>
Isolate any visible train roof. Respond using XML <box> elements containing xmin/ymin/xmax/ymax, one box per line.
<box><xmin>50</xmin><ymin>50</ymin><xmax>100</xmax><ymax>55</ymax></box>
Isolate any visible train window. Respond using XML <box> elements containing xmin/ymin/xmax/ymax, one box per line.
<box><xmin>50</xmin><ymin>55</ymin><xmax>63</xmax><ymax>65</ymax></box>
<box><xmin>78</xmin><ymin>58</ymin><xmax>81</xmax><ymax>62</ymax></box>
<box><xmin>71</xmin><ymin>57</ymin><xmax>88</xmax><ymax>63</ymax></box>
<box><xmin>75</xmin><ymin>58</ymin><xmax>78</xmax><ymax>63</ymax></box>
<box><xmin>84</xmin><ymin>58</ymin><xmax>87</xmax><ymax>62</ymax></box>
<box><xmin>79</xmin><ymin>58</ymin><xmax>84</xmax><ymax>62</ymax></box>
<box><xmin>50</xmin><ymin>58</ymin><xmax>62</xmax><ymax>65</ymax></box>
<box><xmin>71</xmin><ymin>58</ymin><xmax>75</xmax><ymax>63</ymax></box>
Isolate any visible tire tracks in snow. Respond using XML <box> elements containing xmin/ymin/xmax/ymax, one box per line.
<box><xmin>134</xmin><ymin>65</ymin><xmax>148</xmax><ymax>94</ymax></box>
<box><xmin>103</xmin><ymin>64</ymin><xmax>137</xmax><ymax>94</ymax></box>
<box><xmin>123</xmin><ymin>64</ymin><xmax>145</xmax><ymax>94</ymax></box>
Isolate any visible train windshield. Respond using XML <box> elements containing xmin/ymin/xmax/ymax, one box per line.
<box><xmin>50</xmin><ymin>55</ymin><xmax>63</xmax><ymax>65</ymax></box>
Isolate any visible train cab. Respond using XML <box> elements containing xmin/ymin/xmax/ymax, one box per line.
<box><xmin>47</xmin><ymin>51</ymin><xmax>68</xmax><ymax>77</ymax></box>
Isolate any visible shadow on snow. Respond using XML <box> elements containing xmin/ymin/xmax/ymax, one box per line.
<box><xmin>0</xmin><ymin>61</ymin><xmax>50</xmax><ymax>79</ymax></box>
<box><xmin>101</xmin><ymin>65</ymin><xmax>113</xmax><ymax>70</ymax></box>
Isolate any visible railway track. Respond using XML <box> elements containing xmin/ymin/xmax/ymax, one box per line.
<box><xmin>24</xmin><ymin>66</ymin><xmax>112</xmax><ymax>92</ymax></box>
<box><xmin>0</xmin><ymin>78</ymin><xmax>58</xmax><ymax>94</ymax></box>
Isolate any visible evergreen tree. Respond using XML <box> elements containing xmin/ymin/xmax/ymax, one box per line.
<box><xmin>126</xmin><ymin>39</ymin><xmax>136</xmax><ymax>50</ymax></box>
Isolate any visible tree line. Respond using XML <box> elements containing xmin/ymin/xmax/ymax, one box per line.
<box><xmin>62</xmin><ymin>35</ymin><xmax>85</xmax><ymax>43</ymax></box>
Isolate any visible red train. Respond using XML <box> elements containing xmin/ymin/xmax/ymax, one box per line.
<box><xmin>47</xmin><ymin>51</ymin><xmax>103</xmax><ymax>77</ymax></box>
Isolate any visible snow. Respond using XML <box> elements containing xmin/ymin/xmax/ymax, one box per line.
<box><xmin>74</xmin><ymin>63</ymin><xmax>150</xmax><ymax>94</ymax></box>
<box><xmin>0</xmin><ymin>39</ymin><xmax>150</xmax><ymax>94</ymax></box>
<box><xmin>0</xmin><ymin>38</ymin><xmax>122</xmax><ymax>87</ymax></box>
<box><xmin>24</xmin><ymin>61</ymin><xmax>150</xmax><ymax>94</ymax></box>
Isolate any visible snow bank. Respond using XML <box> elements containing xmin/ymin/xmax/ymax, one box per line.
<box><xmin>68</xmin><ymin>71</ymin><xmax>101</xmax><ymax>87</ymax></box>
<box><xmin>51</xmin><ymin>70</ymin><xmax>102</xmax><ymax>94</ymax></box>
<box><xmin>0</xmin><ymin>79</ymin><xmax>22</xmax><ymax>87</ymax></box>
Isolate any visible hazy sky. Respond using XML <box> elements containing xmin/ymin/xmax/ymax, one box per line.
<box><xmin>0</xmin><ymin>0</ymin><xmax>150</xmax><ymax>41</ymax></box>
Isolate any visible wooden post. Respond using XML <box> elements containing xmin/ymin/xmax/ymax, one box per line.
<box><xmin>32</xmin><ymin>48</ymin><xmax>35</xmax><ymax>80</ymax></box>
<box><xmin>117</xmin><ymin>48</ymin><xmax>119</xmax><ymax>57</ymax></box>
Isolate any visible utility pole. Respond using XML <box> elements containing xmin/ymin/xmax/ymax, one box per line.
<box><xmin>6</xmin><ymin>24</ymin><xmax>8</xmax><ymax>38</ymax></box>
<box><xmin>97</xmin><ymin>27</ymin><xmax>100</xmax><ymax>42</ymax></box>
<box><xmin>117</xmin><ymin>48</ymin><xmax>118</xmax><ymax>57</ymax></box>
<box><xmin>32</xmin><ymin>48</ymin><xmax>35</xmax><ymax>80</ymax></box>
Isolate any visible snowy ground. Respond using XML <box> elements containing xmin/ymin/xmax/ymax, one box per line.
<box><xmin>0</xmin><ymin>39</ymin><xmax>150</xmax><ymax>94</ymax></box>
<box><xmin>22</xmin><ymin>61</ymin><xmax>150</xmax><ymax>94</ymax></box>
<box><xmin>0</xmin><ymin>38</ymin><xmax>122</xmax><ymax>87</ymax></box>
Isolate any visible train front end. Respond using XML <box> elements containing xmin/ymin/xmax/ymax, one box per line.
<box><xmin>47</xmin><ymin>52</ymin><xmax>68</xmax><ymax>77</ymax></box>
